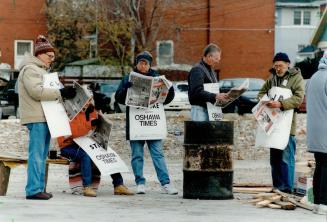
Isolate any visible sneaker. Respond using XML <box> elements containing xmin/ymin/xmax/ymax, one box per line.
<box><xmin>83</xmin><ymin>187</ymin><xmax>97</xmax><ymax>197</ymax></box>
<box><xmin>162</xmin><ymin>183</ymin><xmax>178</xmax><ymax>195</ymax></box>
<box><xmin>114</xmin><ymin>185</ymin><xmax>134</xmax><ymax>195</ymax></box>
<box><xmin>136</xmin><ymin>184</ymin><xmax>146</xmax><ymax>194</ymax></box>
<box><xmin>317</xmin><ymin>204</ymin><xmax>327</xmax><ymax>215</ymax></box>
<box><xmin>26</xmin><ymin>192</ymin><xmax>50</xmax><ymax>200</ymax></box>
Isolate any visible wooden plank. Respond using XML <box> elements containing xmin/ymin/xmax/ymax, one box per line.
<box><xmin>0</xmin><ymin>162</ymin><xmax>11</xmax><ymax>196</ymax></box>
<box><xmin>273</xmin><ymin>201</ymin><xmax>296</xmax><ymax>210</ymax></box>
<box><xmin>233</xmin><ymin>187</ymin><xmax>273</xmax><ymax>194</ymax></box>
<box><xmin>267</xmin><ymin>203</ymin><xmax>282</xmax><ymax>209</ymax></box>
<box><xmin>256</xmin><ymin>200</ymin><xmax>272</xmax><ymax>208</ymax></box>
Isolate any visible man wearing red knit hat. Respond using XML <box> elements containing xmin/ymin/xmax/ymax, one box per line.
<box><xmin>17</xmin><ymin>35</ymin><xmax>76</xmax><ymax>200</ymax></box>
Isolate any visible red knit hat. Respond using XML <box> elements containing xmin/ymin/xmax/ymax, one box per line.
<box><xmin>34</xmin><ymin>35</ymin><xmax>55</xmax><ymax>56</ymax></box>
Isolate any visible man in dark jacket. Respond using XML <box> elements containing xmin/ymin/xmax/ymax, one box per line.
<box><xmin>258</xmin><ymin>52</ymin><xmax>305</xmax><ymax>193</ymax></box>
<box><xmin>115</xmin><ymin>51</ymin><xmax>178</xmax><ymax>195</ymax></box>
<box><xmin>188</xmin><ymin>43</ymin><xmax>228</xmax><ymax>121</ymax></box>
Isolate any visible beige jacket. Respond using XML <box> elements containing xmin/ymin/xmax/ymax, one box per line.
<box><xmin>18</xmin><ymin>55</ymin><xmax>61</xmax><ymax>124</ymax></box>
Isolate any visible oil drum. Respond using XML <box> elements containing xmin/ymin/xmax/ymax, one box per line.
<box><xmin>183</xmin><ymin>121</ymin><xmax>234</xmax><ymax>200</ymax></box>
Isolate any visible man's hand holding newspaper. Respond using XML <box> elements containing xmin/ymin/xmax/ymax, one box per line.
<box><xmin>215</xmin><ymin>78</ymin><xmax>249</xmax><ymax>108</ymax></box>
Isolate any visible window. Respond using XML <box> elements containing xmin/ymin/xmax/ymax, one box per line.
<box><xmin>14</xmin><ymin>40</ymin><xmax>33</xmax><ymax>69</ymax></box>
<box><xmin>293</xmin><ymin>11</ymin><xmax>301</xmax><ymax>25</ymax></box>
<box><xmin>303</xmin><ymin>11</ymin><xmax>311</xmax><ymax>25</ymax></box>
<box><xmin>17</xmin><ymin>42</ymin><xmax>31</xmax><ymax>56</ymax></box>
<box><xmin>157</xmin><ymin>40</ymin><xmax>173</xmax><ymax>66</ymax></box>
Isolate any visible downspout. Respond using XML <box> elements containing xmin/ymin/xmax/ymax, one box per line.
<box><xmin>207</xmin><ymin>0</ymin><xmax>211</xmax><ymax>44</ymax></box>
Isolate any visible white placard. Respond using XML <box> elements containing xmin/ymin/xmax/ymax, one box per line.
<box><xmin>74</xmin><ymin>136</ymin><xmax>129</xmax><ymax>175</ymax></box>
<box><xmin>129</xmin><ymin>103</ymin><xmax>167</xmax><ymax>140</ymax></box>
<box><xmin>204</xmin><ymin>83</ymin><xmax>223</xmax><ymax>121</ymax></box>
<box><xmin>41</xmin><ymin>73</ymin><xmax>71</xmax><ymax>138</ymax></box>
<box><xmin>255</xmin><ymin>87</ymin><xmax>293</xmax><ymax>150</ymax></box>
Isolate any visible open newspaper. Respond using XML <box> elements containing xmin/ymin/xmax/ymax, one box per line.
<box><xmin>125</xmin><ymin>71</ymin><xmax>172</xmax><ymax>108</ymax></box>
<box><xmin>62</xmin><ymin>81</ymin><xmax>93</xmax><ymax>120</ymax></box>
<box><xmin>251</xmin><ymin>95</ymin><xmax>281</xmax><ymax>135</ymax></box>
<box><xmin>215</xmin><ymin>78</ymin><xmax>249</xmax><ymax>108</ymax></box>
<box><xmin>73</xmin><ymin>113</ymin><xmax>129</xmax><ymax>175</ymax></box>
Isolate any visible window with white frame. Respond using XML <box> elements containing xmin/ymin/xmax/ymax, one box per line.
<box><xmin>14</xmin><ymin>40</ymin><xmax>33</xmax><ymax>69</ymax></box>
<box><xmin>157</xmin><ymin>40</ymin><xmax>173</xmax><ymax>66</ymax></box>
<box><xmin>303</xmin><ymin>11</ymin><xmax>311</xmax><ymax>25</ymax></box>
<box><xmin>293</xmin><ymin>11</ymin><xmax>301</xmax><ymax>25</ymax></box>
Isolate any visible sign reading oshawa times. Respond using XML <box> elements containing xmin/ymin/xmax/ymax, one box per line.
<box><xmin>129</xmin><ymin>103</ymin><xmax>167</xmax><ymax>140</ymax></box>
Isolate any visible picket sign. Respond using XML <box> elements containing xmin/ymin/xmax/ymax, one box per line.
<box><xmin>41</xmin><ymin>72</ymin><xmax>71</xmax><ymax>138</ymax></box>
<box><xmin>74</xmin><ymin>136</ymin><xmax>129</xmax><ymax>175</ymax></box>
<box><xmin>255</xmin><ymin>87</ymin><xmax>293</xmax><ymax>150</ymax></box>
<box><xmin>129</xmin><ymin>103</ymin><xmax>167</xmax><ymax>140</ymax></box>
<box><xmin>204</xmin><ymin>83</ymin><xmax>223</xmax><ymax>121</ymax></box>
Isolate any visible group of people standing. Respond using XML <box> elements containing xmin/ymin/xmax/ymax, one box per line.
<box><xmin>18</xmin><ymin>35</ymin><xmax>177</xmax><ymax>200</ymax></box>
<box><xmin>188</xmin><ymin>43</ymin><xmax>327</xmax><ymax>215</ymax></box>
<box><xmin>17</xmin><ymin>34</ymin><xmax>326</xmax><ymax>215</ymax></box>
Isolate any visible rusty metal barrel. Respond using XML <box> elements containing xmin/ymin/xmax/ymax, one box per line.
<box><xmin>183</xmin><ymin>121</ymin><xmax>234</xmax><ymax>200</ymax></box>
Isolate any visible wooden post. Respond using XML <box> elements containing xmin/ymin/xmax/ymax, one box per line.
<box><xmin>0</xmin><ymin>162</ymin><xmax>11</xmax><ymax>196</ymax></box>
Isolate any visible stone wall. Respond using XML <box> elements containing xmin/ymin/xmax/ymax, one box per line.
<box><xmin>0</xmin><ymin>113</ymin><xmax>312</xmax><ymax>162</ymax></box>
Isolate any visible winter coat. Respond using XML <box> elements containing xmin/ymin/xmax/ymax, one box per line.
<box><xmin>17</xmin><ymin>55</ymin><xmax>61</xmax><ymax>124</ymax></box>
<box><xmin>57</xmin><ymin>106</ymin><xmax>98</xmax><ymax>148</ymax></box>
<box><xmin>258</xmin><ymin>67</ymin><xmax>305</xmax><ymax>135</ymax></box>
<box><xmin>188</xmin><ymin>60</ymin><xmax>218</xmax><ymax>108</ymax></box>
<box><xmin>306</xmin><ymin>56</ymin><xmax>327</xmax><ymax>154</ymax></box>
<box><xmin>115</xmin><ymin>69</ymin><xmax>175</xmax><ymax>140</ymax></box>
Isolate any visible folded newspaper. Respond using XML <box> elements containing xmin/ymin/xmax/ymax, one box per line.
<box><xmin>125</xmin><ymin>71</ymin><xmax>173</xmax><ymax>108</ymax></box>
<box><xmin>62</xmin><ymin>81</ymin><xmax>93</xmax><ymax>120</ymax></box>
<box><xmin>251</xmin><ymin>95</ymin><xmax>281</xmax><ymax>135</ymax></box>
<box><xmin>215</xmin><ymin>78</ymin><xmax>249</xmax><ymax>108</ymax></box>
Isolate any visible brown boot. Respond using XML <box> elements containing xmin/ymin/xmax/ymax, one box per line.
<box><xmin>83</xmin><ymin>187</ymin><xmax>97</xmax><ymax>197</ymax></box>
<box><xmin>114</xmin><ymin>185</ymin><xmax>134</xmax><ymax>195</ymax></box>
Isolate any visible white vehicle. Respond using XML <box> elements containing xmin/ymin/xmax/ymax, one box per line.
<box><xmin>164</xmin><ymin>81</ymin><xmax>191</xmax><ymax>110</ymax></box>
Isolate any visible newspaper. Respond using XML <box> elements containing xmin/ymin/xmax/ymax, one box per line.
<box><xmin>125</xmin><ymin>71</ymin><xmax>172</xmax><ymax>108</ymax></box>
<box><xmin>252</xmin><ymin>95</ymin><xmax>281</xmax><ymax>135</ymax></box>
<box><xmin>90</xmin><ymin>113</ymin><xmax>112</xmax><ymax>149</ymax></box>
<box><xmin>255</xmin><ymin>87</ymin><xmax>294</xmax><ymax>150</ymax></box>
<box><xmin>215</xmin><ymin>78</ymin><xmax>249</xmax><ymax>108</ymax></box>
<box><xmin>62</xmin><ymin>81</ymin><xmax>93</xmax><ymax>120</ymax></box>
<box><xmin>203</xmin><ymin>83</ymin><xmax>223</xmax><ymax>121</ymax></box>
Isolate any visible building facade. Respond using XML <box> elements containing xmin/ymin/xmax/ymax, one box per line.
<box><xmin>0</xmin><ymin>0</ymin><xmax>47</xmax><ymax>69</ymax></box>
<box><xmin>153</xmin><ymin>0</ymin><xmax>275</xmax><ymax>80</ymax></box>
<box><xmin>275</xmin><ymin>0</ymin><xmax>323</xmax><ymax>64</ymax></box>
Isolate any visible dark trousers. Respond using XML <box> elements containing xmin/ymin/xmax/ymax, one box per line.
<box><xmin>270</xmin><ymin>136</ymin><xmax>296</xmax><ymax>192</ymax></box>
<box><xmin>313</xmin><ymin>152</ymin><xmax>327</xmax><ymax>205</ymax></box>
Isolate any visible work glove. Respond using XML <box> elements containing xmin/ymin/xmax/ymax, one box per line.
<box><xmin>60</xmin><ymin>86</ymin><xmax>77</xmax><ymax>99</ymax></box>
<box><xmin>123</xmin><ymin>81</ymin><xmax>133</xmax><ymax>89</ymax></box>
<box><xmin>91</xmin><ymin>119</ymin><xmax>100</xmax><ymax>127</ymax></box>
<box><xmin>85</xmin><ymin>104</ymin><xmax>95</xmax><ymax>121</ymax></box>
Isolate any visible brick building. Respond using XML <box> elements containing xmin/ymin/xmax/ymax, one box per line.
<box><xmin>153</xmin><ymin>0</ymin><xmax>275</xmax><ymax>80</ymax></box>
<box><xmin>0</xmin><ymin>0</ymin><xmax>47</xmax><ymax>70</ymax></box>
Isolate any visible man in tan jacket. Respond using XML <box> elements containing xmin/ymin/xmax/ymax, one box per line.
<box><xmin>18</xmin><ymin>35</ymin><xmax>76</xmax><ymax>200</ymax></box>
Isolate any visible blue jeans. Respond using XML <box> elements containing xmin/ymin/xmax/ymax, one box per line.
<box><xmin>61</xmin><ymin>144</ymin><xmax>123</xmax><ymax>187</ymax></box>
<box><xmin>270</xmin><ymin>136</ymin><xmax>296</xmax><ymax>192</ymax></box>
<box><xmin>25</xmin><ymin>122</ymin><xmax>51</xmax><ymax>196</ymax></box>
<box><xmin>191</xmin><ymin>105</ymin><xmax>209</xmax><ymax>121</ymax></box>
<box><xmin>130</xmin><ymin>140</ymin><xmax>170</xmax><ymax>186</ymax></box>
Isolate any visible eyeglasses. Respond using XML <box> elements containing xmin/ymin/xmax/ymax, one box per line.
<box><xmin>45</xmin><ymin>53</ymin><xmax>55</xmax><ymax>60</ymax></box>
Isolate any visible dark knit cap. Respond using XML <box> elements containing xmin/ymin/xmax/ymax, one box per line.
<box><xmin>34</xmin><ymin>35</ymin><xmax>55</xmax><ymax>56</ymax></box>
<box><xmin>273</xmin><ymin>52</ymin><xmax>290</xmax><ymax>63</ymax></box>
<box><xmin>135</xmin><ymin>51</ymin><xmax>153</xmax><ymax>66</ymax></box>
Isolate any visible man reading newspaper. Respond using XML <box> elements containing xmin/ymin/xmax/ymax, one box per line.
<box><xmin>115</xmin><ymin>51</ymin><xmax>178</xmax><ymax>195</ymax></box>
<box><xmin>257</xmin><ymin>52</ymin><xmax>305</xmax><ymax>194</ymax></box>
